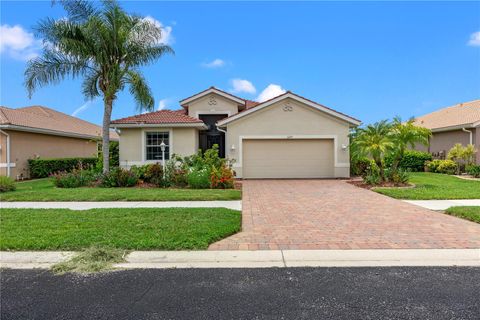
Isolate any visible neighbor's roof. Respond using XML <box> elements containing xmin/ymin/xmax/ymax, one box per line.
<box><xmin>414</xmin><ymin>99</ymin><xmax>480</xmax><ymax>131</ymax></box>
<box><xmin>0</xmin><ymin>105</ymin><xmax>118</xmax><ymax>140</ymax></box>
<box><xmin>111</xmin><ymin>109</ymin><xmax>205</xmax><ymax>126</ymax></box>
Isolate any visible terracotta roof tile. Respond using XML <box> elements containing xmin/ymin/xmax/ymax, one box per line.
<box><xmin>414</xmin><ymin>99</ymin><xmax>480</xmax><ymax>130</ymax></box>
<box><xmin>111</xmin><ymin>109</ymin><xmax>204</xmax><ymax>124</ymax></box>
<box><xmin>0</xmin><ymin>105</ymin><xmax>118</xmax><ymax>140</ymax></box>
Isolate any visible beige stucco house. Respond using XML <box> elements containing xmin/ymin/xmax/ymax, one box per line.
<box><xmin>0</xmin><ymin>106</ymin><xmax>118</xmax><ymax>179</ymax></box>
<box><xmin>414</xmin><ymin>99</ymin><xmax>480</xmax><ymax>163</ymax></box>
<box><xmin>111</xmin><ymin>87</ymin><xmax>360</xmax><ymax>179</ymax></box>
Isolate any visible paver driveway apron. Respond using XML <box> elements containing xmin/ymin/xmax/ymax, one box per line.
<box><xmin>209</xmin><ymin>180</ymin><xmax>480</xmax><ymax>250</ymax></box>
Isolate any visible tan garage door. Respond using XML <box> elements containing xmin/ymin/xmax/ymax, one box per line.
<box><xmin>242</xmin><ymin>139</ymin><xmax>334</xmax><ymax>179</ymax></box>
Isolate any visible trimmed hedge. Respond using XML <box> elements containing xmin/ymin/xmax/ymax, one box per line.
<box><xmin>385</xmin><ymin>150</ymin><xmax>432</xmax><ymax>172</ymax></box>
<box><xmin>28</xmin><ymin>157</ymin><xmax>97</xmax><ymax>178</ymax></box>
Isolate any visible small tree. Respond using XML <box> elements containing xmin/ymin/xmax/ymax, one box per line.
<box><xmin>25</xmin><ymin>0</ymin><xmax>173</xmax><ymax>173</ymax></box>
<box><xmin>390</xmin><ymin>116</ymin><xmax>431</xmax><ymax>172</ymax></box>
<box><xmin>351</xmin><ymin>120</ymin><xmax>394</xmax><ymax>182</ymax></box>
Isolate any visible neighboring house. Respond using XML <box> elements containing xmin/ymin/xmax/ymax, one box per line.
<box><xmin>414</xmin><ymin>99</ymin><xmax>480</xmax><ymax>163</ymax></box>
<box><xmin>111</xmin><ymin>87</ymin><xmax>361</xmax><ymax>179</ymax></box>
<box><xmin>0</xmin><ymin>106</ymin><xmax>119</xmax><ymax>179</ymax></box>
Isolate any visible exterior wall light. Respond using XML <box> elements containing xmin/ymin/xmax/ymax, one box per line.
<box><xmin>341</xmin><ymin>144</ymin><xmax>348</xmax><ymax>150</ymax></box>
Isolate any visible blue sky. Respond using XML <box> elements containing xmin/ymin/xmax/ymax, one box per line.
<box><xmin>1</xmin><ymin>1</ymin><xmax>479</xmax><ymax>125</ymax></box>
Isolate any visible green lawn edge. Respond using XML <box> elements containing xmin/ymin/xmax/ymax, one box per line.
<box><xmin>374</xmin><ymin>172</ymin><xmax>480</xmax><ymax>200</ymax></box>
<box><xmin>0</xmin><ymin>207</ymin><xmax>242</xmax><ymax>251</ymax></box>
<box><xmin>444</xmin><ymin>206</ymin><xmax>480</xmax><ymax>224</ymax></box>
<box><xmin>1</xmin><ymin>178</ymin><xmax>241</xmax><ymax>201</ymax></box>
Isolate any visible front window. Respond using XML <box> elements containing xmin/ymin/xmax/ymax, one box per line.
<box><xmin>146</xmin><ymin>132</ymin><xmax>170</xmax><ymax>160</ymax></box>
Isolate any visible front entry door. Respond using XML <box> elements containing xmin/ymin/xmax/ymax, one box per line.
<box><xmin>199</xmin><ymin>114</ymin><xmax>227</xmax><ymax>158</ymax></box>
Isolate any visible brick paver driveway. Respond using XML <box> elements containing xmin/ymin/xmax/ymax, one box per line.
<box><xmin>209</xmin><ymin>180</ymin><xmax>480</xmax><ymax>250</ymax></box>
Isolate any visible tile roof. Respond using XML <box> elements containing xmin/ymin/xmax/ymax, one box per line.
<box><xmin>111</xmin><ymin>109</ymin><xmax>204</xmax><ymax>124</ymax></box>
<box><xmin>414</xmin><ymin>99</ymin><xmax>480</xmax><ymax>130</ymax></box>
<box><xmin>0</xmin><ymin>105</ymin><xmax>118</xmax><ymax>140</ymax></box>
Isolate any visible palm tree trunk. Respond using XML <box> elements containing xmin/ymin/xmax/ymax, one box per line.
<box><xmin>102</xmin><ymin>98</ymin><xmax>113</xmax><ymax>173</ymax></box>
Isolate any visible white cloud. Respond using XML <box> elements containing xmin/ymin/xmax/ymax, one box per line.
<box><xmin>71</xmin><ymin>101</ymin><xmax>93</xmax><ymax>117</ymax></box>
<box><xmin>230</xmin><ymin>79</ymin><xmax>256</xmax><ymax>94</ymax></box>
<box><xmin>467</xmin><ymin>31</ymin><xmax>480</xmax><ymax>46</ymax></box>
<box><xmin>143</xmin><ymin>16</ymin><xmax>174</xmax><ymax>45</ymax></box>
<box><xmin>158</xmin><ymin>98</ymin><xmax>169</xmax><ymax>110</ymax></box>
<box><xmin>202</xmin><ymin>58</ymin><xmax>225</xmax><ymax>68</ymax></box>
<box><xmin>0</xmin><ymin>24</ymin><xmax>42</xmax><ymax>61</ymax></box>
<box><xmin>256</xmin><ymin>84</ymin><xmax>286</xmax><ymax>102</ymax></box>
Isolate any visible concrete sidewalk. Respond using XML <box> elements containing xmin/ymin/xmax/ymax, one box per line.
<box><xmin>404</xmin><ymin>199</ymin><xmax>480</xmax><ymax>210</ymax></box>
<box><xmin>2</xmin><ymin>249</ymin><xmax>479</xmax><ymax>269</ymax></box>
<box><xmin>0</xmin><ymin>201</ymin><xmax>242</xmax><ymax>211</ymax></box>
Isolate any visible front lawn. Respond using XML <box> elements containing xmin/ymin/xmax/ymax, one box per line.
<box><xmin>0</xmin><ymin>208</ymin><xmax>241</xmax><ymax>250</ymax></box>
<box><xmin>374</xmin><ymin>172</ymin><xmax>480</xmax><ymax>200</ymax></box>
<box><xmin>444</xmin><ymin>206</ymin><xmax>480</xmax><ymax>224</ymax></box>
<box><xmin>0</xmin><ymin>179</ymin><xmax>241</xmax><ymax>201</ymax></box>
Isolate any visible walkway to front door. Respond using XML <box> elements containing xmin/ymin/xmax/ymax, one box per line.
<box><xmin>209</xmin><ymin>180</ymin><xmax>480</xmax><ymax>250</ymax></box>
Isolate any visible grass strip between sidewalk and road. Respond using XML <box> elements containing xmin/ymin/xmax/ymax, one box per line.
<box><xmin>0</xmin><ymin>208</ymin><xmax>241</xmax><ymax>250</ymax></box>
<box><xmin>374</xmin><ymin>172</ymin><xmax>480</xmax><ymax>200</ymax></box>
<box><xmin>444</xmin><ymin>206</ymin><xmax>480</xmax><ymax>224</ymax></box>
<box><xmin>0</xmin><ymin>179</ymin><xmax>241</xmax><ymax>201</ymax></box>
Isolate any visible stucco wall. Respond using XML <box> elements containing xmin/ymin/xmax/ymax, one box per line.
<box><xmin>224</xmin><ymin>97</ymin><xmax>351</xmax><ymax>178</ymax></box>
<box><xmin>118</xmin><ymin>127</ymin><xmax>199</xmax><ymax>167</ymax></box>
<box><xmin>187</xmin><ymin>94</ymin><xmax>239</xmax><ymax>118</ymax></box>
<box><xmin>428</xmin><ymin>129</ymin><xmax>477</xmax><ymax>161</ymax></box>
<box><xmin>0</xmin><ymin>130</ymin><xmax>97</xmax><ymax>179</ymax></box>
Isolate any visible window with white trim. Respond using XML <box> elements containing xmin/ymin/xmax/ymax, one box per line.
<box><xmin>145</xmin><ymin>132</ymin><xmax>170</xmax><ymax>160</ymax></box>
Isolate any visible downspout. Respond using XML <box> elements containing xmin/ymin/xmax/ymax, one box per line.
<box><xmin>0</xmin><ymin>129</ymin><xmax>11</xmax><ymax>177</ymax></box>
<box><xmin>462</xmin><ymin>128</ymin><xmax>473</xmax><ymax>145</ymax></box>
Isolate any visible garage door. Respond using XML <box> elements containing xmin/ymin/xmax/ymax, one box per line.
<box><xmin>242</xmin><ymin>139</ymin><xmax>334</xmax><ymax>179</ymax></box>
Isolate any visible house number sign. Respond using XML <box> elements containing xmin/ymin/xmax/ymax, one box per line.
<box><xmin>283</xmin><ymin>103</ymin><xmax>293</xmax><ymax>112</ymax></box>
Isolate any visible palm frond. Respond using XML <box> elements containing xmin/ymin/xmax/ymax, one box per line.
<box><xmin>125</xmin><ymin>70</ymin><xmax>154</xmax><ymax>111</ymax></box>
<box><xmin>25</xmin><ymin>49</ymin><xmax>90</xmax><ymax>97</ymax></box>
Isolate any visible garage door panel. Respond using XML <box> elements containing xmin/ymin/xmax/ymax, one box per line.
<box><xmin>243</xmin><ymin>139</ymin><xmax>334</xmax><ymax>179</ymax></box>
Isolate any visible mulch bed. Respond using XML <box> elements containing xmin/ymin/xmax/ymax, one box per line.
<box><xmin>347</xmin><ymin>180</ymin><xmax>410</xmax><ymax>190</ymax></box>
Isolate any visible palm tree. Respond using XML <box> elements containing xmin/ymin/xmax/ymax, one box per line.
<box><xmin>25</xmin><ymin>0</ymin><xmax>173</xmax><ymax>172</ymax></box>
<box><xmin>351</xmin><ymin>120</ymin><xmax>393</xmax><ymax>181</ymax></box>
<box><xmin>390</xmin><ymin>116</ymin><xmax>431</xmax><ymax>172</ymax></box>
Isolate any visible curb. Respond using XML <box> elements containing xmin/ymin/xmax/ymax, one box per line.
<box><xmin>2</xmin><ymin>249</ymin><xmax>479</xmax><ymax>269</ymax></box>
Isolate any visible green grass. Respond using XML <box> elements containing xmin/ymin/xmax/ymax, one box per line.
<box><xmin>0</xmin><ymin>207</ymin><xmax>241</xmax><ymax>250</ymax></box>
<box><xmin>374</xmin><ymin>172</ymin><xmax>480</xmax><ymax>200</ymax></box>
<box><xmin>0</xmin><ymin>178</ymin><xmax>241</xmax><ymax>201</ymax></box>
<box><xmin>444</xmin><ymin>206</ymin><xmax>480</xmax><ymax>224</ymax></box>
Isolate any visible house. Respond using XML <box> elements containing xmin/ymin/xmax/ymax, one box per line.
<box><xmin>0</xmin><ymin>105</ymin><xmax>119</xmax><ymax>179</ymax></box>
<box><xmin>111</xmin><ymin>87</ymin><xmax>360</xmax><ymax>179</ymax></box>
<box><xmin>414</xmin><ymin>99</ymin><xmax>480</xmax><ymax>163</ymax></box>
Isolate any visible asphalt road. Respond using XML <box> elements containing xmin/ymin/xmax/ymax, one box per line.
<box><xmin>1</xmin><ymin>267</ymin><xmax>479</xmax><ymax>319</ymax></box>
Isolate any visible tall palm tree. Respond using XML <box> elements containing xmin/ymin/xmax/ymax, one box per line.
<box><xmin>25</xmin><ymin>0</ymin><xmax>173</xmax><ymax>172</ymax></box>
<box><xmin>352</xmin><ymin>120</ymin><xmax>394</xmax><ymax>181</ymax></box>
<box><xmin>390</xmin><ymin>116</ymin><xmax>431</xmax><ymax>172</ymax></box>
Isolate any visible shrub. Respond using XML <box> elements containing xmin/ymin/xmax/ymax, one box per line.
<box><xmin>385</xmin><ymin>150</ymin><xmax>432</xmax><ymax>172</ymax></box>
<box><xmin>211</xmin><ymin>164</ymin><xmax>235</xmax><ymax>189</ymax></box>
<box><xmin>388</xmin><ymin>169</ymin><xmax>410</xmax><ymax>185</ymax></box>
<box><xmin>426</xmin><ymin>159</ymin><xmax>458</xmax><ymax>175</ymax></box>
<box><xmin>143</xmin><ymin>163</ymin><xmax>165</xmax><ymax>186</ymax></box>
<box><xmin>362</xmin><ymin>161</ymin><xmax>381</xmax><ymax>185</ymax></box>
<box><xmin>351</xmin><ymin>157</ymin><xmax>371</xmax><ymax>176</ymax></box>
<box><xmin>466</xmin><ymin>164</ymin><xmax>480</xmax><ymax>178</ymax></box>
<box><xmin>52</xmin><ymin>169</ymin><xmax>97</xmax><ymax>188</ymax></box>
<box><xmin>95</xmin><ymin>141</ymin><xmax>120</xmax><ymax>171</ymax></box>
<box><xmin>187</xmin><ymin>167</ymin><xmax>211</xmax><ymax>189</ymax></box>
<box><xmin>0</xmin><ymin>176</ymin><xmax>16</xmax><ymax>192</ymax></box>
<box><xmin>29</xmin><ymin>157</ymin><xmax>97</xmax><ymax>178</ymax></box>
<box><xmin>100</xmin><ymin>168</ymin><xmax>138</xmax><ymax>187</ymax></box>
